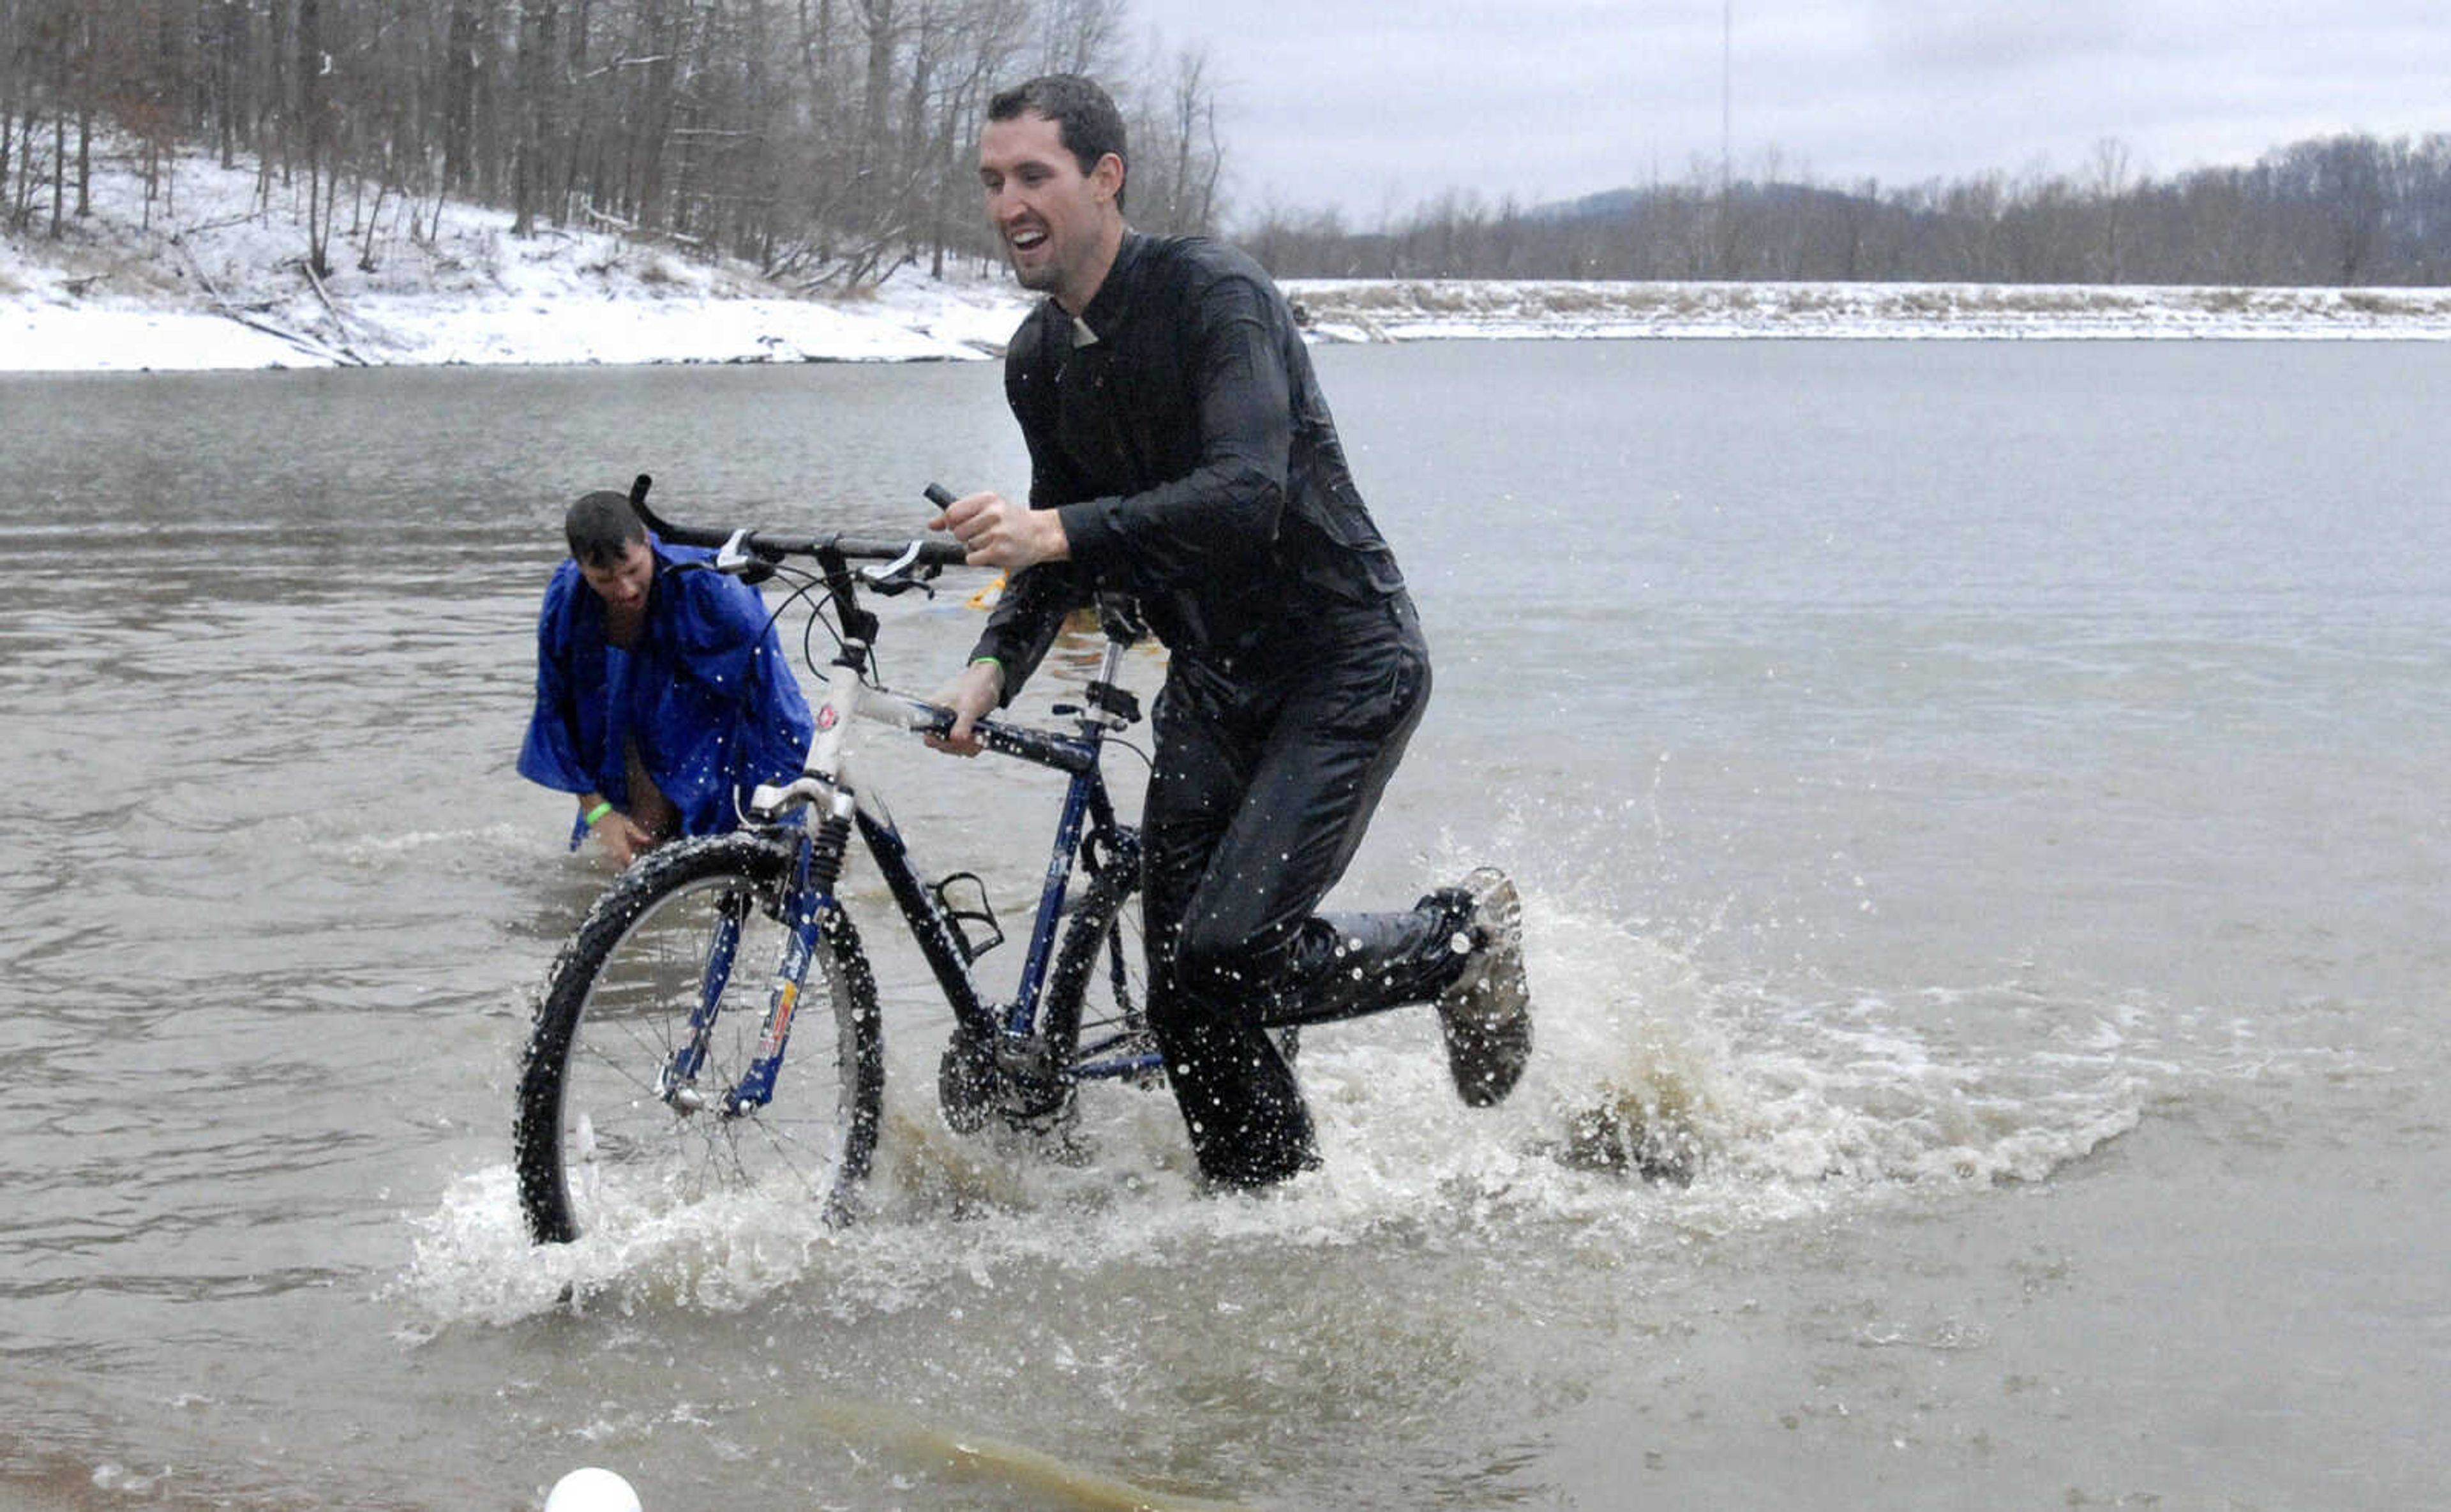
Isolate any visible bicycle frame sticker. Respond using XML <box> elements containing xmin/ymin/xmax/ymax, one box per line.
<box><xmin>759</xmin><ymin>978</ymin><xmax>802</xmax><ymax>1059</ymax></box>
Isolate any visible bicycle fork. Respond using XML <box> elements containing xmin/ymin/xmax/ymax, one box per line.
<box><xmin>658</xmin><ymin>812</ymin><xmax>850</xmax><ymax>1118</ymax></box>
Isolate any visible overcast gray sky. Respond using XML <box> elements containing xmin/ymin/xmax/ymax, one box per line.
<box><xmin>1120</xmin><ymin>1</ymin><xmax>2450</xmax><ymax>221</ymax></box>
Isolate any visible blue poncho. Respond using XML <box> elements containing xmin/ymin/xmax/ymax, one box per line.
<box><xmin>517</xmin><ymin>539</ymin><xmax>814</xmax><ymax>842</ymax></box>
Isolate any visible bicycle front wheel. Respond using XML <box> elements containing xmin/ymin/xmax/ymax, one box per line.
<box><xmin>514</xmin><ymin>832</ymin><xmax>884</xmax><ymax>1244</ymax></box>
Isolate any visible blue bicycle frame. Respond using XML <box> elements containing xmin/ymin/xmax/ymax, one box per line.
<box><xmin>663</xmin><ymin>601</ymin><xmax>1158</xmax><ymax>1123</ymax></box>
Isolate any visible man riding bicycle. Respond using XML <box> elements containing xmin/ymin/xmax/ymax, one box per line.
<box><xmin>927</xmin><ymin>74</ymin><xmax>1533</xmax><ymax>1189</ymax></box>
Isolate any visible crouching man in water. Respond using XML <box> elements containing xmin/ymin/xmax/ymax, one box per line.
<box><xmin>926</xmin><ymin>74</ymin><xmax>1533</xmax><ymax>1189</ymax></box>
<box><xmin>518</xmin><ymin>490</ymin><xmax>815</xmax><ymax>867</ymax></box>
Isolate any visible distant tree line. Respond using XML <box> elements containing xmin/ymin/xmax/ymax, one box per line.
<box><xmin>7</xmin><ymin>1</ymin><xmax>2443</xmax><ymax>294</ymax></box>
<box><xmin>1251</xmin><ymin>133</ymin><xmax>2451</xmax><ymax>287</ymax></box>
<box><xmin>0</xmin><ymin>0</ymin><xmax>1224</xmax><ymax>281</ymax></box>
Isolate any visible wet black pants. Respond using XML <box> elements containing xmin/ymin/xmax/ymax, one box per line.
<box><xmin>1141</xmin><ymin>595</ymin><xmax>1464</xmax><ymax>1187</ymax></box>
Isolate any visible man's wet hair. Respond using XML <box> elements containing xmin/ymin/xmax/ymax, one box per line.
<box><xmin>565</xmin><ymin>490</ymin><xmax>647</xmax><ymax>569</ymax></box>
<box><xmin>989</xmin><ymin>73</ymin><xmax>1128</xmax><ymax>211</ymax></box>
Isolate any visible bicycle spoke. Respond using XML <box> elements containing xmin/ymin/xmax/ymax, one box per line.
<box><xmin>516</xmin><ymin>835</ymin><xmax>881</xmax><ymax>1243</ymax></box>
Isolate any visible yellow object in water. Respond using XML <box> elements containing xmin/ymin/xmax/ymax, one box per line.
<box><xmin>804</xmin><ymin>1396</ymin><xmax>1250</xmax><ymax>1511</ymax></box>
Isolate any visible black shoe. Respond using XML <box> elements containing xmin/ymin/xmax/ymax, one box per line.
<box><xmin>1434</xmin><ymin>867</ymin><xmax>1532</xmax><ymax>1107</ymax></box>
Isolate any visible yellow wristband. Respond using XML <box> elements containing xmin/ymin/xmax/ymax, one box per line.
<box><xmin>583</xmin><ymin>800</ymin><xmax>613</xmax><ymax>827</ymax></box>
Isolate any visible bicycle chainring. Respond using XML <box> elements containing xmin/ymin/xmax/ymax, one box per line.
<box><xmin>936</xmin><ymin>1033</ymin><xmax>998</xmax><ymax>1135</ymax></box>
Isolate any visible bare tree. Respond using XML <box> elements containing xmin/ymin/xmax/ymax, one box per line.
<box><xmin>22</xmin><ymin>0</ymin><xmax>2448</xmax><ymax>295</ymax></box>
<box><xmin>1035</xmin><ymin>0</ymin><xmax>1119</xmax><ymax>75</ymax></box>
<box><xmin>2085</xmin><ymin>135</ymin><xmax>2134</xmax><ymax>281</ymax></box>
<box><xmin>1155</xmin><ymin>41</ymin><xmax>1218</xmax><ymax>232</ymax></box>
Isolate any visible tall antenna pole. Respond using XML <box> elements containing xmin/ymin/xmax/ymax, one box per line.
<box><xmin>1720</xmin><ymin>0</ymin><xmax>1732</xmax><ymax>193</ymax></box>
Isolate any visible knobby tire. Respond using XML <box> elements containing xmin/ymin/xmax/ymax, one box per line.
<box><xmin>1037</xmin><ymin>854</ymin><xmax>1294</xmax><ymax>1092</ymax></box>
<box><xmin>1041</xmin><ymin>858</ymin><xmax>1147</xmax><ymax>1067</ymax></box>
<box><xmin>513</xmin><ymin>831</ymin><xmax>884</xmax><ymax>1244</ymax></box>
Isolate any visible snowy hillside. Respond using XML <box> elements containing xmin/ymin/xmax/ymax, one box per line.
<box><xmin>0</xmin><ymin>139</ymin><xmax>1029</xmax><ymax>372</ymax></box>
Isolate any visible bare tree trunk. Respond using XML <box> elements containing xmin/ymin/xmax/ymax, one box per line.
<box><xmin>359</xmin><ymin>176</ymin><xmax>388</xmax><ymax>269</ymax></box>
<box><xmin>857</xmin><ymin>0</ymin><xmax>894</xmax><ymax>230</ymax></box>
<box><xmin>1039</xmin><ymin>0</ymin><xmax>1122</xmax><ymax>75</ymax></box>
<box><xmin>215</xmin><ymin>0</ymin><xmax>239</xmax><ymax>166</ymax></box>
<box><xmin>557</xmin><ymin>0</ymin><xmax>594</xmax><ymax>223</ymax></box>
<box><xmin>297</xmin><ymin>0</ymin><xmax>337</xmax><ymax>277</ymax></box>
<box><xmin>1166</xmin><ymin>68</ymin><xmax>1192</xmax><ymax>228</ymax></box>
<box><xmin>634</xmin><ymin>0</ymin><xmax>678</xmax><ymax>233</ymax></box>
<box><xmin>2088</xmin><ymin>137</ymin><xmax>2132</xmax><ymax>282</ymax></box>
<box><xmin>264</xmin><ymin>0</ymin><xmax>288</xmax><ymax>172</ymax></box>
<box><xmin>73</xmin><ymin>8</ymin><xmax>89</xmax><ymax>219</ymax></box>
<box><xmin>49</xmin><ymin>106</ymin><xmax>63</xmax><ymax>237</ymax></box>
<box><xmin>443</xmin><ymin>0</ymin><xmax>477</xmax><ymax>191</ymax></box>
<box><xmin>11</xmin><ymin>106</ymin><xmax>34</xmax><ymax>232</ymax></box>
<box><xmin>513</xmin><ymin>0</ymin><xmax>555</xmax><ymax>234</ymax></box>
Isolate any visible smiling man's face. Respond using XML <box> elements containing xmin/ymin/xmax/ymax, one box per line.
<box><xmin>978</xmin><ymin>109</ymin><xmax>1123</xmax><ymax>314</ymax></box>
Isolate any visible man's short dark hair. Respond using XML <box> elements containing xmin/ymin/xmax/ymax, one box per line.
<box><xmin>565</xmin><ymin>490</ymin><xmax>646</xmax><ymax>569</ymax></box>
<box><xmin>989</xmin><ymin>73</ymin><xmax>1128</xmax><ymax>211</ymax></box>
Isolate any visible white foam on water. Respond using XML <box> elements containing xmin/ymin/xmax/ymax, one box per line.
<box><xmin>331</xmin><ymin>822</ymin><xmax>546</xmax><ymax>867</ymax></box>
<box><xmin>402</xmin><ymin>876</ymin><xmax>2183</xmax><ymax>1328</ymax></box>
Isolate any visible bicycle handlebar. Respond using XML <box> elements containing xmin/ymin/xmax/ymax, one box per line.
<box><xmin>851</xmin><ymin>689</ymin><xmax>1100</xmax><ymax>775</ymax></box>
<box><xmin>625</xmin><ymin>472</ymin><xmax>971</xmax><ymax>569</ymax></box>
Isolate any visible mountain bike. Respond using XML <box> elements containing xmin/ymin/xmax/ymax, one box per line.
<box><xmin>513</xmin><ymin>475</ymin><xmax>1171</xmax><ymax>1244</ymax></box>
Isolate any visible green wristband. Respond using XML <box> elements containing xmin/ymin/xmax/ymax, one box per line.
<box><xmin>582</xmin><ymin>800</ymin><xmax>613</xmax><ymax>827</ymax></box>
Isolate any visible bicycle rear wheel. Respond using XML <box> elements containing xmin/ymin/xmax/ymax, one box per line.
<box><xmin>1044</xmin><ymin>857</ymin><xmax>1153</xmax><ymax>1077</ymax></box>
<box><xmin>514</xmin><ymin>832</ymin><xmax>883</xmax><ymax>1243</ymax></box>
<box><xmin>1042</xmin><ymin>855</ymin><xmax>1298</xmax><ymax>1084</ymax></box>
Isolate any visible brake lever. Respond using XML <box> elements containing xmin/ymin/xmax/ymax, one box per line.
<box><xmin>858</xmin><ymin>539</ymin><xmax>940</xmax><ymax>598</ymax></box>
<box><xmin>716</xmin><ymin>527</ymin><xmax>776</xmax><ymax>585</ymax></box>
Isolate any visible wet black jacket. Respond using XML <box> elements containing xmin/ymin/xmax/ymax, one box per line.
<box><xmin>968</xmin><ymin>232</ymin><xmax>1407</xmax><ymax>692</ymax></box>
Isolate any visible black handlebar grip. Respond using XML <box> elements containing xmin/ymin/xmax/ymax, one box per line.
<box><xmin>923</xmin><ymin>483</ymin><xmax>957</xmax><ymax>509</ymax></box>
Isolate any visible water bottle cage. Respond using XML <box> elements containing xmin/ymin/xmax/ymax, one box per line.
<box><xmin>930</xmin><ymin>871</ymin><xmax>1004</xmax><ymax>961</ymax></box>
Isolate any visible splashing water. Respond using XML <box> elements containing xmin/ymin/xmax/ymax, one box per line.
<box><xmin>403</xmin><ymin>878</ymin><xmax>2157</xmax><ymax>1328</ymax></box>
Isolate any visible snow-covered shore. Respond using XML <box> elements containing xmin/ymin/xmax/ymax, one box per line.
<box><xmin>1280</xmin><ymin>276</ymin><xmax>2451</xmax><ymax>343</ymax></box>
<box><xmin>0</xmin><ymin>272</ymin><xmax>1033</xmax><ymax>372</ymax></box>
<box><xmin>8</xmin><ymin>141</ymin><xmax>2451</xmax><ymax>375</ymax></box>
<box><xmin>0</xmin><ymin>144</ymin><xmax>1031</xmax><ymax>373</ymax></box>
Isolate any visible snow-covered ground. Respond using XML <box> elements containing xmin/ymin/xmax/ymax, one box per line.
<box><xmin>1281</xmin><ymin>276</ymin><xmax>2451</xmax><ymax>343</ymax></box>
<box><xmin>0</xmin><ymin>141</ymin><xmax>1030</xmax><ymax>373</ymax></box>
<box><xmin>7</xmin><ymin>138</ymin><xmax>2451</xmax><ymax>375</ymax></box>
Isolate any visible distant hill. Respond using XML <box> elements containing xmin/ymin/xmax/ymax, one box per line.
<box><xmin>1253</xmin><ymin>131</ymin><xmax>2451</xmax><ymax>286</ymax></box>
<box><xmin>1534</xmin><ymin>180</ymin><xmax>1879</xmax><ymax>222</ymax></box>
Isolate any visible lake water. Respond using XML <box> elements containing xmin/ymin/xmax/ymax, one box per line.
<box><xmin>3</xmin><ymin>340</ymin><xmax>2447</xmax><ymax>1510</ymax></box>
